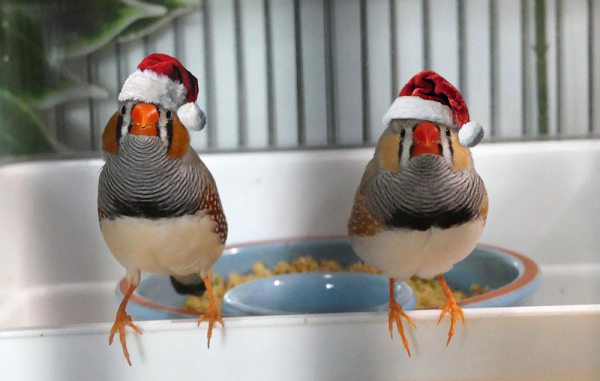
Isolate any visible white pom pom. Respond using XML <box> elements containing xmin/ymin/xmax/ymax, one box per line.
<box><xmin>177</xmin><ymin>102</ymin><xmax>206</xmax><ymax>131</ymax></box>
<box><xmin>459</xmin><ymin>121</ymin><xmax>484</xmax><ymax>147</ymax></box>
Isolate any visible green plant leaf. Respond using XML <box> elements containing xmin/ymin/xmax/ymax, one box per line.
<box><xmin>61</xmin><ymin>0</ymin><xmax>167</xmax><ymax>58</ymax></box>
<box><xmin>117</xmin><ymin>0</ymin><xmax>197</xmax><ymax>43</ymax></box>
<box><xmin>1</xmin><ymin>7</ymin><xmax>110</xmax><ymax>107</ymax></box>
<box><xmin>0</xmin><ymin>90</ymin><xmax>56</xmax><ymax>156</ymax></box>
<box><xmin>0</xmin><ymin>8</ymin><xmax>48</xmax><ymax>99</ymax></box>
<box><xmin>27</xmin><ymin>77</ymin><xmax>109</xmax><ymax>110</ymax></box>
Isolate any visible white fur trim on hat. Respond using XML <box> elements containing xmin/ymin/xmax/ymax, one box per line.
<box><xmin>177</xmin><ymin>102</ymin><xmax>206</xmax><ymax>131</ymax></box>
<box><xmin>382</xmin><ymin>96</ymin><xmax>457</xmax><ymax>127</ymax></box>
<box><xmin>458</xmin><ymin>121</ymin><xmax>484</xmax><ymax>147</ymax></box>
<box><xmin>118</xmin><ymin>69</ymin><xmax>187</xmax><ymax>111</ymax></box>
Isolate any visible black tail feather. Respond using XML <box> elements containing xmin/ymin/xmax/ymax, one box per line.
<box><xmin>169</xmin><ymin>276</ymin><xmax>207</xmax><ymax>296</ymax></box>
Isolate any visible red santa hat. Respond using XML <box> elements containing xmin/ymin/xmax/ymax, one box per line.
<box><xmin>382</xmin><ymin>71</ymin><xmax>484</xmax><ymax>147</ymax></box>
<box><xmin>118</xmin><ymin>53</ymin><xmax>206</xmax><ymax>131</ymax></box>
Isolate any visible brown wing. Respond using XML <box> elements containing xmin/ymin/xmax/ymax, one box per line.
<box><xmin>200</xmin><ymin>184</ymin><xmax>228</xmax><ymax>244</ymax></box>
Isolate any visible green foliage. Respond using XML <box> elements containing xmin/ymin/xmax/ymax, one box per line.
<box><xmin>0</xmin><ymin>9</ymin><xmax>48</xmax><ymax>98</ymax></box>
<box><xmin>63</xmin><ymin>4</ymin><xmax>139</xmax><ymax>56</ymax></box>
<box><xmin>55</xmin><ymin>0</ymin><xmax>124</xmax><ymax>38</ymax></box>
<box><xmin>0</xmin><ymin>7</ymin><xmax>109</xmax><ymax>108</ymax></box>
<box><xmin>136</xmin><ymin>0</ymin><xmax>186</xmax><ymax>8</ymax></box>
<box><xmin>0</xmin><ymin>90</ymin><xmax>55</xmax><ymax>156</ymax></box>
<box><xmin>0</xmin><ymin>0</ymin><xmax>192</xmax><ymax>156</ymax></box>
<box><xmin>117</xmin><ymin>0</ymin><xmax>190</xmax><ymax>42</ymax></box>
<box><xmin>0</xmin><ymin>8</ymin><xmax>55</xmax><ymax>156</ymax></box>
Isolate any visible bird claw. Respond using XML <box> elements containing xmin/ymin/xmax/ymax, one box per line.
<box><xmin>389</xmin><ymin>298</ymin><xmax>416</xmax><ymax>357</ymax></box>
<box><xmin>197</xmin><ymin>309</ymin><xmax>224</xmax><ymax>348</ymax></box>
<box><xmin>109</xmin><ymin>308</ymin><xmax>142</xmax><ymax>366</ymax></box>
<box><xmin>437</xmin><ymin>298</ymin><xmax>464</xmax><ymax>346</ymax></box>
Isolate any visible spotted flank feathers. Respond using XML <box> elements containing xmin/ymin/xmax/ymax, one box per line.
<box><xmin>348</xmin><ymin>193</ymin><xmax>383</xmax><ymax>236</ymax></box>
<box><xmin>200</xmin><ymin>185</ymin><xmax>228</xmax><ymax>244</ymax></box>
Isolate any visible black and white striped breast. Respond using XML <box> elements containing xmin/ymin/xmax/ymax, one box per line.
<box><xmin>98</xmin><ymin>135</ymin><xmax>203</xmax><ymax>220</ymax></box>
<box><xmin>367</xmin><ymin>155</ymin><xmax>485</xmax><ymax>231</ymax></box>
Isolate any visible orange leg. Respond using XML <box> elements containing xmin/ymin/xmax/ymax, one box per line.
<box><xmin>388</xmin><ymin>278</ymin><xmax>417</xmax><ymax>357</ymax></box>
<box><xmin>437</xmin><ymin>275</ymin><xmax>465</xmax><ymax>346</ymax></box>
<box><xmin>197</xmin><ymin>276</ymin><xmax>224</xmax><ymax>348</ymax></box>
<box><xmin>109</xmin><ymin>284</ymin><xmax>143</xmax><ymax>366</ymax></box>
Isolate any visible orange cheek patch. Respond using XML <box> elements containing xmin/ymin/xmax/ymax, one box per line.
<box><xmin>379</xmin><ymin>134</ymin><xmax>401</xmax><ymax>172</ymax></box>
<box><xmin>450</xmin><ymin>133</ymin><xmax>472</xmax><ymax>171</ymax></box>
<box><xmin>168</xmin><ymin>116</ymin><xmax>190</xmax><ymax>158</ymax></box>
<box><xmin>102</xmin><ymin>112</ymin><xmax>120</xmax><ymax>155</ymax></box>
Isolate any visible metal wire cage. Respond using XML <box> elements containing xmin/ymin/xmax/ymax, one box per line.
<box><xmin>1</xmin><ymin>0</ymin><xmax>599</xmax><ymax>156</ymax></box>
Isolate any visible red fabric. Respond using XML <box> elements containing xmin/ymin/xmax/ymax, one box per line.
<box><xmin>137</xmin><ymin>53</ymin><xmax>199</xmax><ymax>103</ymax></box>
<box><xmin>399</xmin><ymin>71</ymin><xmax>469</xmax><ymax>127</ymax></box>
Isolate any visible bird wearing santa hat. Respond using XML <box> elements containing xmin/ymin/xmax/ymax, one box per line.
<box><xmin>98</xmin><ymin>54</ymin><xmax>226</xmax><ymax>365</ymax></box>
<box><xmin>348</xmin><ymin>71</ymin><xmax>488</xmax><ymax>357</ymax></box>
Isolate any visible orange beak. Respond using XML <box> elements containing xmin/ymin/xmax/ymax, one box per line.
<box><xmin>130</xmin><ymin>103</ymin><xmax>159</xmax><ymax>136</ymax></box>
<box><xmin>411</xmin><ymin>122</ymin><xmax>441</xmax><ymax>157</ymax></box>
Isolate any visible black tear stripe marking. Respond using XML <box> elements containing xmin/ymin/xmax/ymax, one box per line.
<box><xmin>116</xmin><ymin>115</ymin><xmax>123</xmax><ymax>146</ymax></box>
<box><xmin>170</xmin><ymin>276</ymin><xmax>206</xmax><ymax>296</ymax></box>
<box><xmin>398</xmin><ymin>138</ymin><xmax>403</xmax><ymax>165</ymax></box>
<box><xmin>166</xmin><ymin>119</ymin><xmax>174</xmax><ymax>150</ymax></box>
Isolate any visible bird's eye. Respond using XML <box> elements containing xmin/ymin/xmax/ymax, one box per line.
<box><xmin>445</xmin><ymin>128</ymin><xmax>450</xmax><ymax>137</ymax></box>
<box><xmin>400</xmin><ymin>129</ymin><xmax>406</xmax><ymax>139</ymax></box>
<box><xmin>166</xmin><ymin>110</ymin><xmax>172</xmax><ymax>119</ymax></box>
<box><xmin>120</xmin><ymin>105</ymin><xmax>126</xmax><ymax>115</ymax></box>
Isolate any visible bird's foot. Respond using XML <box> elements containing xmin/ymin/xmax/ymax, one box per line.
<box><xmin>197</xmin><ymin>308</ymin><xmax>224</xmax><ymax>348</ymax></box>
<box><xmin>389</xmin><ymin>298</ymin><xmax>417</xmax><ymax>357</ymax></box>
<box><xmin>437</xmin><ymin>297</ymin><xmax>465</xmax><ymax>346</ymax></box>
<box><xmin>109</xmin><ymin>308</ymin><xmax>143</xmax><ymax>366</ymax></box>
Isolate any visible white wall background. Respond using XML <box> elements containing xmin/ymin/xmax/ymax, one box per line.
<box><xmin>53</xmin><ymin>0</ymin><xmax>600</xmax><ymax>151</ymax></box>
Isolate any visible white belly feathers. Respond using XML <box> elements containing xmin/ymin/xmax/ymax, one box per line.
<box><xmin>350</xmin><ymin>218</ymin><xmax>485</xmax><ymax>281</ymax></box>
<box><xmin>100</xmin><ymin>213</ymin><xmax>223</xmax><ymax>278</ymax></box>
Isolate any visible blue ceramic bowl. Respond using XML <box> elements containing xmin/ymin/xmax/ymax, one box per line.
<box><xmin>117</xmin><ymin>237</ymin><xmax>540</xmax><ymax>320</ymax></box>
<box><xmin>222</xmin><ymin>272</ymin><xmax>416</xmax><ymax>316</ymax></box>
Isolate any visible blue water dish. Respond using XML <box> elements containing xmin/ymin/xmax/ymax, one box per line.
<box><xmin>122</xmin><ymin>237</ymin><xmax>540</xmax><ymax>320</ymax></box>
<box><xmin>222</xmin><ymin>272</ymin><xmax>416</xmax><ymax>316</ymax></box>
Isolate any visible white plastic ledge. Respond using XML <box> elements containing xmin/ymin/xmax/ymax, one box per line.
<box><xmin>2</xmin><ymin>140</ymin><xmax>600</xmax><ymax>380</ymax></box>
<box><xmin>0</xmin><ymin>306</ymin><xmax>599</xmax><ymax>380</ymax></box>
